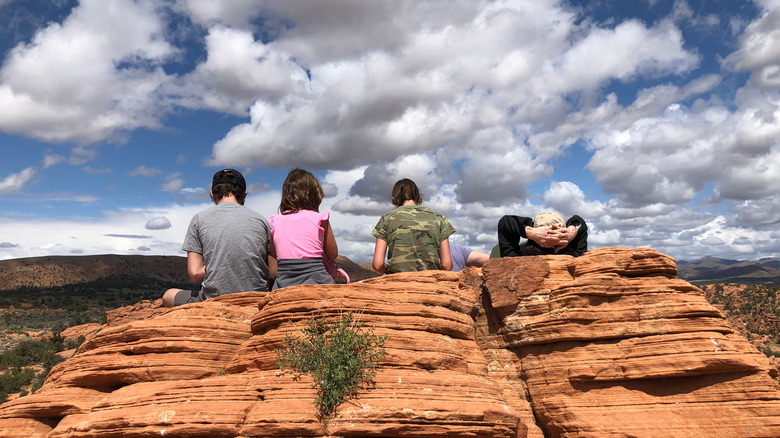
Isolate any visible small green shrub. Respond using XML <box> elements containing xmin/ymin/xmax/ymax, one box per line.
<box><xmin>276</xmin><ymin>311</ymin><xmax>387</xmax><ymax>423</ymax></box>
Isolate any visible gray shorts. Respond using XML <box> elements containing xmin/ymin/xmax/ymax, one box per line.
<box><xmin>173</xmin><ymin>289</ymin><xmax>205</xmax><ymax>306</ymax></box>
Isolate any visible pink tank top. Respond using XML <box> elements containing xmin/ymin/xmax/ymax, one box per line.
<box><xmin>269</xmin><ymin>210</ymin><xmax>329</xmax><ymax>259</ymax></box>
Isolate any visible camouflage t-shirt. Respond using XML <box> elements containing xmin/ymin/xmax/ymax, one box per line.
<box><xmin>372</xmin><ymin>205</ymin><xmax>456</xmax><ymax>273</ymax></box>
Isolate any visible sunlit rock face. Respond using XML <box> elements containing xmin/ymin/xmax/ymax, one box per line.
<box><xmin>1</xmin><ymin>247</ymin><xmax>779</xmax><ymax>438</ymax></box>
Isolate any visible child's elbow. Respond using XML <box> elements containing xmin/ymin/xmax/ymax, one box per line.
<box><xmin>188</xmin><ymin>269</ymin><xmax>205</xmax><ymax>282</ymax></box>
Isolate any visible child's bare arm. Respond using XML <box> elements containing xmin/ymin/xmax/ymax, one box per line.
<box><xmin>323</xmin><ymin>219</ymin><xmax>339</xmax><ymax>260</ymax></box>
<box><xmin>267</xmin><ymin>239</ymin><xmax>277</xmax><ymax>282</ymax></box>
<box><xmin>439</xmin><ymin>238</ymin><xmax>453</xmax><ymax>271</ymax></box>
<box><xmin>187</xmin><ymin>251</ymin><xmax>206</xmax><ymax>282</ymax></box>
<box><xmin>372</xmin><ymin>238</ymin><xmax>388</xmax><ymax>273</ymax></box>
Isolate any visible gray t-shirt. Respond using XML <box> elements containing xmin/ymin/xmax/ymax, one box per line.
<box><xmin>182</xmin><ymin>202</ymin><xmax>271</xmax><ymax>299</ymax></box>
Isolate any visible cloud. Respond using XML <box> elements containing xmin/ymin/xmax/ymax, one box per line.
<box><xmin>321</xmin><ymin>182</ymin><xmax>338</xmax><ymax>198</ymax></box>
<box><xmin>145</xmin><ymin>216</ymin><xmax>172</xmax><ymax>230</ymax></box>
<box><xmin>202</xmin><ymin>1</ymin><xmax>699</xmax><ymax>210</ymax></box>
<box><xmin>1</xmin><ymin>1</ymin><xmax>779</xmax><ymax>263</ymax></box>
<box><xmin>37</xmin><ymin>193</ymin><xmax>99</xmax><ymax>202</ymax></box>
<box><xmin>0</xmin><ymin>167</ymin><xmax>35</xmax><ymax>194</ymax></box>
<box><xmin>173</xmin><ymin>26</ymin><xmax>308</xmax><ymax>114</ymax></box>
<box><xmin>0</xmin><ymin>242</ymin><xmax>20</xmax><ymax>249</ymax></box>
<box><xmin>0</xmin><ymin>0</ymin><xmax>175</xmax><ymax>143</ymax></box>
<box><xmin>0</xmin><ymin>203</ymin><xmax>214</xmax><ymax>261</ymax></box>
<box><xmin>43</xmin><ymin>154</ymin><xmax>65</xmax><ymax>168</ymax></box>
<box><xmin>246</xmin><ymin>182</ymin><xmax>270</xmax><ymax>193</ymax></box>
<box><xmin>181</xmin><ymin>187</ymin><xmax>207</xmax><ymax>195</ymax></box>
<box><xmin>161</xmin><ymin>172</ymin><xmax>185</xmax><ymax>194</ymax></box>
<box><xmin>726</xmin><ymin>3</ymin><xmax>780</xmax><ymax>87</ymax></box>
<box><xmin>128</xmin><ymin>165</ymin><xmax>162</xmax><ymax>177</ymax></box>
<box><xmin>175</xmin><ymin>0</ymin><xmax>264</xmax><ymax>29</ymax></box>
<box><xmin>585</xmin><ymin>91</ymin><xmax>780</xmax><ymax>208</ymax></box>
<box><xmin>104</xmin><ymin>234</ymin><xmax>153</xmax><ymax>239</ymax></box>
<box><xmin>82</xmin><ymin>166</ymin><xmax>110</xmax><ymax>174</ymax></box>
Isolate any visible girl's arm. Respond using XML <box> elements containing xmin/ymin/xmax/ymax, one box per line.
<box><xmin>372</xmin><ymin>238</ymin><xmax>388</xmax><ymax>274</ymax></box>
<box><xmin>267</xmin><ymin>239</ymin><xmax>277</xmax><ymax>286</ymax></box>
<box><xmin>439</xmin><ymin>238</ymin><xmax>453</xmax><ymax>271</ymax></box>
<box><xmin>322</xmin><ymin>219</ymin><xmax>339</xmax><ymax>261</ymax></box>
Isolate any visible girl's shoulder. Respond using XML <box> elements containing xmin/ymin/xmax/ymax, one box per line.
<box><xmin>403</xmin><ymin>205</ymin><xmax>443</xmax><ymax>217</ymax></box>
<box><xmin>281</xmin><ymin>209</ymin><xmax>330</xmax><ymax>221</ymax></box>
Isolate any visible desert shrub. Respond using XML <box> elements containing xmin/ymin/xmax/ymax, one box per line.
<box><xmin>276</xmin><ymin>312</ymin><xmax>387</xmax><ymax>424</ymax></box>
<box><xmin>0</xmin><ymin>367</ymin><xmax>35</xmax><ymax>404</ymax></box>
<box><xmin>65</xmin><ymin>335</ymin><xmax>86</xmax><ymax>351</ymax></box>
<box><xmin>1</xmin><ymin>337</ymin><xmax>65</xmax><ymax>368</ymax></box>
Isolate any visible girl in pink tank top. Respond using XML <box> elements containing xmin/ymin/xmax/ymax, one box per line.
<box><xmin>269</xmin><ymin>168</ymin><xmax>348</xmax><ymax>289</ymax></box>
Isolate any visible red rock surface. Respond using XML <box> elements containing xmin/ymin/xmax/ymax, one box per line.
<box><xmin>1</xmin><ymin>247</ymin><xmax>779</xmax><ymax>437</ymax></box>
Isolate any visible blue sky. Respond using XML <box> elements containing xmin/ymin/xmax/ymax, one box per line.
<box><xmin>1</xmin><ymin>0</ymin><xmax>779</xmax><ymax>263</ymax></box>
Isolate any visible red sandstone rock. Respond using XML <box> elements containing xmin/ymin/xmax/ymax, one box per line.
<box><xmin>60</xmin><ymin>324</ymin><xmax>101</xmax><ymax>343</ymax></box>
<box><xmin>0</xmin><ymin>247</ymin><xmax>778</xmax><ymax>438</ymax></box>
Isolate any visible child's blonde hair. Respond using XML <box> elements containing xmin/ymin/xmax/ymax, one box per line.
<box><xmin>279</xmin><ymin>168</ymin><xmax>324</xmax><ymax>213</ymax></box>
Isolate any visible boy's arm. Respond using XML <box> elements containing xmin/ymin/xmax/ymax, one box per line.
<box><xmin>187</xmin><ymin>251</ymin><xmax>206</xmax><ymax>282</ymax></box>
<box><xmin>466</xmin><ymin>249</ymin><xmax>489</xmax><ymax>267</ymax></box>
<box><xmin>498</xmin><ymin>215</ymin><xmax>531</xmax><ymax>257</ymax></box>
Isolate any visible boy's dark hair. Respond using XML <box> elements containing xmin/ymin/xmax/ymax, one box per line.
<box><xmin>211</xmin><ymin>169</ymin><xmax>247</xmax><ymax>205</ymax></box>
<box><xmin>279</xmin><ymin>168</ymin><xmax>323</xmax><ymax>213</ymax></box>
<box><xmin>391</xmin><ymin>178</ymin><xmax>422</xmax><ymax>207</ymax></box>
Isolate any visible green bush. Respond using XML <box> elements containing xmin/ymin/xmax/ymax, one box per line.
<box><xmin>276</xmin><ymin>312</ymin><xmax>387</xmax><ymax>424</ymax></box>
<box><xmin>0</xmin><ymin>367</ymin><xmax>35</xmax><ymax>404</ymax></box>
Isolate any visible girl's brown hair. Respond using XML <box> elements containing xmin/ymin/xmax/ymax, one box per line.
<box><xmin>279</xmin><ymin>168</ymin><xmax>324</xmax><ymax>213</ymax></box>
<box><xmin>391</xmin><ymin>178</ymin><xmax>422</xmax><ymax>207</ymax></box>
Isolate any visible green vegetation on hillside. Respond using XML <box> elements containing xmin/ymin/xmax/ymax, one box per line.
<box><xmin>0</xmin><ymin>273</ymin><xmax>198</xmax><ymax>403</ymax></box>
<box><xmin>1</xmin><ymin>274</ymin><xmax>198</xmax><ymax>351</ymax></box>
<box><xmin>701</xmin><ymin>283</ymin><xmax>780</xmax><ymax>357</ymax></box>
<box><xmin>0</xmin><ymin>331</ymin><xmax>85</xmax><ymax>404</ymax></box>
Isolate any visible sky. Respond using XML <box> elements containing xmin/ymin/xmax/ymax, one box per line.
<box><xmin>0</xmin><ymin>0</ymin><xmax>779</xmax><ymax>264</ymax></box>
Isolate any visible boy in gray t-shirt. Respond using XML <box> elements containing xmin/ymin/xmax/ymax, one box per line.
<box><xmin>162</xmin><ymin>169</ymin><xmax>274</xmax><ymax>307</ymax></box>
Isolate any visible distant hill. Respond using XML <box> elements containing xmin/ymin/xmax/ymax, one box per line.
<box><xmin>334</xmin><ymin>255</ymin><xmax>380</xmax><ymax>282</ymax></box>
<box><xmin>677</xmin><ymin>256</ymin><xmax>780</xmax><ymax>285</ymax></box>
<box><xmin>4</xmin><ymin>253</ymin><xmax>777</xmax><ymax>290</ymax></box>
<box><xmin>0</xmin><ymin>254</ymin><xmax>191</xmax><ymax>291</ymax></box>
<box><xmin>0</xmin><ymin>254</ymin><xmax>379</xmax><ymax>292</ymax></box>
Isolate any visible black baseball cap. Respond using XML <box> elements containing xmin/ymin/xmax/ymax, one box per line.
<box><xmin>212</xmin><ymin>168</ymin><xmax>246</xmax><ymax>191</ymax></box>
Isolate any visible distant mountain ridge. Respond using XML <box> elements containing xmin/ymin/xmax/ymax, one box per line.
<box><xmin>677</xmin><ymin>256</ymin><xmax>780</xmax><ymax>285</ymax></box>
<box><xmin>2</xmin><ymin>253</ymin><xmax>776</xmax><ymax>291</ymax></box>
<box><xmin>0</xmin><ymin>254</ymin><xmax>379</xmax><ymax>291</ymax></box>
<box><xmin>0</xmin><ymin>254</ymin><xmax>191</xmax><ymax>291</ymax></box>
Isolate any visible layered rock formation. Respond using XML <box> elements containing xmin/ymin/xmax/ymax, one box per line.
<box><xmin>1</xmin><ymin>247</ymin><xmax>779</xmax><ymax>437</ymax></box>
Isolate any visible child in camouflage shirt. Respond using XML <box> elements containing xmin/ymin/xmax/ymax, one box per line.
<box><xmin>371</xmin><ymin>179</ymin><xmax>455</xmax><ymax>274</ymax></box>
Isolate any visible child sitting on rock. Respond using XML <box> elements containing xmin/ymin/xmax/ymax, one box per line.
<box><xmin>497</xmin><ymin>211</ymin><xmax>588</xmax><ymax>257</ymax></box>
<box><xmin>371</xmin><ymin>178</ymin><xmax>455</xmax><ymax>274</ymax></box>
<box><xmin>269</xmin><ymin>168</ymin><xmax>347</xmax><ymax>289</ymax></box>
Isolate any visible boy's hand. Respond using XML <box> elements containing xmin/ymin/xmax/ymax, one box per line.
<box><xmin>527</xmin><ymin>225</ymin><xmax>568</xmax><ymax>248</ymax></box>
